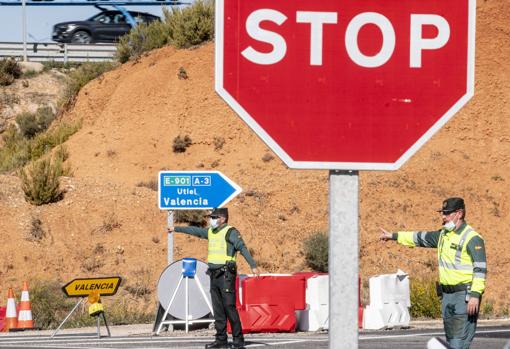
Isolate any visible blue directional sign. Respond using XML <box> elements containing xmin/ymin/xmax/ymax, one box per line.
<box><xmin>158</xmin><ymin>171</ymin><xmax>242</xmax><ymax>210</ymax></box>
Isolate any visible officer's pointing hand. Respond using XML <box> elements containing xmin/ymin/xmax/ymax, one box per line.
<box><xmin>251</xmin><ymin>267</ymin><xmax>261</xmax><ymax>278</ymax></box>
<box><xmin>167</xmin><ymin>226</ymin><xmax>175</xmax><ymax>233</ymax></box>
<box><xmin>379</xmin><ymin>228</ymin><xmax>392</xmax><ymax>241</ymax></box>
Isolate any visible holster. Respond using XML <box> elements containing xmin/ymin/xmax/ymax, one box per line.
<box><xmin>226</xmin><ymin>261</ymin><xmax>237</xmax><ymax>274</ymax></box>
<box><xmin>223</xmin><ymin>263</ymin><xmax>236</xmax><ymax>293</ymax></box>
<box><xmin>435</xmin><ymin>281</ymin><xmax>443</xmax><ymax>299</ymax></box>
<box><xmin>207</xmin><ymin>267</ymin><xmax>224</xmax><ymax>278</ymax></box>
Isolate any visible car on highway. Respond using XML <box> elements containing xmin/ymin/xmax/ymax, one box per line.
<box><xmin>52</xmin><ymin>9</ymin><xmax>160</xmax><ymax>44</ymax></box>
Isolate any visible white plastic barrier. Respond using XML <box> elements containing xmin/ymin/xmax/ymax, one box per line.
<box><xmin>363</xmin><ymin>269</ymin><xmax>410</xmax><ymax>330</ymax></box>
<box><xmin>297</xmin><ymin>275</ymin><xmax>329</xmax><ymax>331</ymax></box>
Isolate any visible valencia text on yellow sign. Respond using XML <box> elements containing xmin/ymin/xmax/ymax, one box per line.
<box><xmin>62</xmin><ymin>277</ymin><xmax>122</xmax><ymax>297</ymax></box>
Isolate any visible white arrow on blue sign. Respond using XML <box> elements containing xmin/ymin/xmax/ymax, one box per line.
<box><xmin>158</xmin><ymin>171</ymin><xmax>242</xmax><ymax>210</ymax></box>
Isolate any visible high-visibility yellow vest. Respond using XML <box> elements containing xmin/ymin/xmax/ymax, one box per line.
<box><xmin>208</xmin><ymin>225</ymin><xmax>236</xmax><ymax>264</ymax></box>
<box><xmin>397</xmin><ymin>224</ymin><xmax>485</xmax><ymax>294</ymax></box>
<box><xmin>437</xmin><ymin>225</ymin><xmax>484</xmax><ymax>292</ymax></box>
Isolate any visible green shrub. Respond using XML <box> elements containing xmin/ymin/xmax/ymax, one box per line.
<box><xmin>0</xmin><ymin>125</ymin><xmax>31</xmax><ymax>171</ymax></box>
<box><xmin>61</xmin><ymin>62</ymin><xmax>116</xmax><ymax>108</ymax></box>
<box><xmin>124</xmin><ymin>268</ymin><xmax>152</xmax><ymax>298</ymax></box>
<box><xmin>16</xmin><ymin>113</ymin><xmax>40</xmax><ymax>139</ymax></box>
<box><xmin>172</xmin><ymin>135</ymin><xmax>192</xmax><ymax>153</ymax></box>
<box><xmin>54</xmin><ymin>145</ymin><xmax>70</xmax><ymax>163</ymax></box>
<box><xmin>0</xmin><ymin>58</ymin><xmax>22</xmax><ymax>86</ymax></box>
<box><xmin>16</xmin><ymin>106</ymin><xmax>56</xmax><ymax>139</ymax></box>
<box><xmin>29</xmin><ymin>279</ymin><xmax>78</xmax><ymax>329</ymax></box>
<box><xmin>116</xmin><ymin>20</ymin><xmax>171</xmax><ymax>63</ymax></box>
<box><xmin>28</xmin><ymin>121</ymin><xmax>80</xmax><ymax>160</ymax></box>
<box><xmin>29</xmin><ymin>279</ymin><xmax>153</xmax><ymax>329</ymax></box>
<box><xmin>116</xmin><ymin>0</ymin><xmax>214</xmax><ymax>63</ymax></box>
<box><xmin>42</xmin><ymin>60</ymin><xmax>79</xmax><ymax>72</ymax></box>
<box><xmin>102</xmin><ymin>299</ymin><xmax>154</xmax><ymax>325</ymax></box>
<box><xmin>27</xmin><ymin>217</ymin><xmax>46</xmax><ymax>241</ymax></box>
<box><xmin>166</xmin><ymin>0</ymin><xmax>214</xmax><ymax>49</ymax></box>
<box><xmin>303</xmin><ymin>232</ymin><xmax>328</xmax><ymax>272</ymax></box>
<box><xmin>0</xmin><ymin>121</ymin><xmax>80</xmax><ymax>173</ymax></box>
<box><xmin>481</xmin><ymin>299</ymin><xmax>495</xmax><ymax>317</ymax></box>
<box><xmin>136</xmin><ymin>179</ymin><xmax>158</xmax><ymax>191</ymax></box>
<box><xmin>19</xmin><ymin>156</ymin><xmax>66</xmax><ymax>205</ymax></box>
<box><xmin>410</xmin><ymin>277</ymin><xmax>442</xmax><ymax>318</ymax></box>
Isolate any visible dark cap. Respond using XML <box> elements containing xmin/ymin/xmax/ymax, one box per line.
<box><xmin>210</xmin><ymin>208</ymin><xmax>228</xmax><ymax>219</ymax></box>
<box><xmin>437</xmin><ymin>197</ymin><xmax>465</xmax><ymax>213</ymax></box>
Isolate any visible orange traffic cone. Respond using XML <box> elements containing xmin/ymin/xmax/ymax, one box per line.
<box><xmin>4</xmin><ymin>288</ymin><xmax>17</xmax><ymax>332</ymax></box>
<box><xmin>17</xmin><ymin>281</ymin><xmax>34</xmax><ymax>329</ymax></box>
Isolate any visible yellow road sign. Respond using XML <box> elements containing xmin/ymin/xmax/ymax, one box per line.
<box><xmin>62</xmin><ymin>277</ymin><xmax>122</xmax><ymax>297</ymax></box>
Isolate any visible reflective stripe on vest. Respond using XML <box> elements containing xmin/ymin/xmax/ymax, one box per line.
<box><xmin>437</xmin><ymin>224</ymin><xmax>481</xmax><ymax>285</ymax></box>
<box><xmin>208</xmin><ymin>225</ymin><xmax>236</xmax><ymax>264</ymax></box>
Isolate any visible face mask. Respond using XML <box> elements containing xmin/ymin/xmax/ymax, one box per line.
<box><xmin>443</xmin><ymin>220</ymin><xmax>456</xmax><ymax>231</ymax></box>
<box><xmin>209</xmin><ymin>218</ymin><xmax>219</xmax><ymax>229</ymax></box>
<box><xmin>443</xmin><ymin>212</ymin><xmax>458</xmax><ymax>231</ymax></box>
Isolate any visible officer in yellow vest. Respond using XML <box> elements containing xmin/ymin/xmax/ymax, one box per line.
<box><xmin>168</xmin><ymin>208</ymin><xmax>260</xmax><ymax>349</ymax></box>
<box><xmin>380</xmin><ymin>197</ymin><xmax>486</xmax><ymax>349</ymax></box>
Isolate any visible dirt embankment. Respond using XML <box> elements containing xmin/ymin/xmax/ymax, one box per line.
<box><xmin>0</xmin><ymin>0</ymin><xmax>508</xmax><ymax>314</ymax></box>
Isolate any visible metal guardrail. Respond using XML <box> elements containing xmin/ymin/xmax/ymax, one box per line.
<box><xmin>0</xmin><ymin>1</ymin><xmax>188</xmax><ymax>5</ymax></box>
<box><xmin>0</xmin><ymin>42</ymin><xmax>117</xmax><ymax>62</ymax></box>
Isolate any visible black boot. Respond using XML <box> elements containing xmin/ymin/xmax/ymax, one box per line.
<box><xmin>205</xmin><ymin>340</ymin><xmax>229</xmax><ymax>349</ymax></box>
<box><xmin>231</xmin><ymin>341</ymin><xmax>246</xmax><ymax>349</ymax></box>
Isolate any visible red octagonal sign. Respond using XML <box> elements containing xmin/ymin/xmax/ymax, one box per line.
<box><xmin>215</xmin><ymin>0</ymin><xmax>475</xmax><ymax>170</ymax></box>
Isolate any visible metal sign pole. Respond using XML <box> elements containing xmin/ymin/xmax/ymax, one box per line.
<box><xmin>185</xmin><ymin>276</ymin><xmax>189</xmax><ymax>333</ymax></box>
<box><xmin>22</xmin><ymin>0</ymin><xmax>27</xmax><ymax>61</ymax></box>
<box><xmin>167</xmin><ymin>210</ymin><xmax>174</xmax><ymax>264</ymax></box>
<box><xmin>51</xmin><ymin>298</ymin><xmax>85</xmax><ymax>338</ymax></box>
<box><xmin>329</xmin><ymin>170</ymin><xmax>359</xmax><ymax>349</ymax></box>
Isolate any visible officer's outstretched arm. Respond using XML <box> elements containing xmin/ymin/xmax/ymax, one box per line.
<box><xmin>381</xmin><ymin>228</ymin><xmax>441</xmax><ymax>248</ymax></box>
<box><xmin>169</xmin><ymin>226</ymin><xmax>209</xmax><ymax>239</ymax></box>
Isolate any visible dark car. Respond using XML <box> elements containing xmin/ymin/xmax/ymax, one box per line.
<box><xmin>52</xmin><ymin>10</ymin><xmax>160</xmax><ymax>44</ymax></box>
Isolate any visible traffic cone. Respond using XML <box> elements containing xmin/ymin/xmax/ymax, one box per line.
<box><xmin>17</xmin><ymin>281</ymin><xmax>34</xmax><ymax>329</ymax></box>
<box><xmin>4</xmin><ymin>288</ymin><xmax>17</xmax><ymax>332</ymax></box>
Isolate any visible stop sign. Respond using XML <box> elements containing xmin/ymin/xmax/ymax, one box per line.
<box><xmin>215</xmin><ymin>0</ymin><xmax>475</xmax><ymax>170</ymax></box>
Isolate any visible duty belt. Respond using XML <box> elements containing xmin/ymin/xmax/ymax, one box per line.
<box><xmin>441</xmin><ymin>283</ymin><xmax>470</xmax><ymax>293</ymax></box>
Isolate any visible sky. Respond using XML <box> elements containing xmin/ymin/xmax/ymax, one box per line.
<box><xmin>0</xmin><ymin>4</ymin><xmax>169</xmax><ymax>42</ymax></box>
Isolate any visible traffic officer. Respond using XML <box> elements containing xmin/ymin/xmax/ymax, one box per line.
<box><xmin>380</xmin><ymin>197</ymin><xmax>487</xmax><ymax>349</ymax></box>
<box><xmin>168</xmin><ymin>207</ymin><xmax>260</xmax><ymax>349</ymax></box>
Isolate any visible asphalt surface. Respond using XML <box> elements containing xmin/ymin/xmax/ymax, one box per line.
<box><xmin>0</xmin><ymin>323</ymin><xmax>508</xmax><ymax>348</ymax></box>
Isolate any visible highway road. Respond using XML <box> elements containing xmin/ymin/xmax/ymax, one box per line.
<box><xmin>0</xmin><ymin>324</ymin><xmax>508</xmax><ymax>348</ymax></box>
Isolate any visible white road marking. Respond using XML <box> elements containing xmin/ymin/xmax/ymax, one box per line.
<box><xmin>361</xmin><ymin>328</ymin><xmax>510</xmax><ymax>340</ymax></box>
<box><xmin>0</xmin><ymin>335</ymin><xmax>328</xmax><ymax>348</ymax></box>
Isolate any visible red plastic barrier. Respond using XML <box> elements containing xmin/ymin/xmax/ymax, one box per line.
<box><xmin>292</xmin><ymin>272</ymin><xmax>326</xmax><ymax>280</ymax></box>
<box><xmin>241</xmin><ymin>276</ymin><xmax>306</xmax><ymax>311</ymax></box>
<box><xmin>359</xmin><ymin>276</ymin><xmax>363</xmax><ymax>329</ymax></box>
<box><xmin>0</xmin><ymin>306</ymin><xmax>6</xmax><ymax>332</ymax></box>
<box><xmin>230</xmin><ymin>303</ymin><xmax>297</xmax><ymax>334</ymax></box>
<box><xmin>359</xmin><ymin>306</ymin><xmax>363</xmax><ymax>329</ymax></box>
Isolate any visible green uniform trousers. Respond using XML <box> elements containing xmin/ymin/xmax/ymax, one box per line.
<box><xmin>442</xmin><ymin>290</ymin><xmax>479</xmax><ymax>349</ymax></box>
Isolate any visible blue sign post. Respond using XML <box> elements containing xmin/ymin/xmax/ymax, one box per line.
<box><xmin>158</xmin><ymin>171</ymin><xmax>242</xmax><ymax>210</ymax></box>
